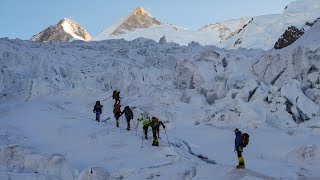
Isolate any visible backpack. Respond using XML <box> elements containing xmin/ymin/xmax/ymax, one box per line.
<box><xmin>116</xmin><ymin>91</ymin><xmax>120</xmax><ymax>100</ymax></box>
<box><xmin>152</xmin><ymin>117</ymin><xmax>159</xmax><ymax>123</ymax></box>
<box><xmin>112</xmin><ymin>90</ymin><xmax>117</xmax><ymax>99</ymax></box>
<box><xmin>241</xmin><ymin>133</ymin><xmax>249</xmax><ymax>147</ymax></box>
<box><xmin>114</xmin><ymin>104</ymin><xmax>121</xmax><ymax>113</ymax></box>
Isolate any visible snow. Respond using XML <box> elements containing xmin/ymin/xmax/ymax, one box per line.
<box><xmin>0</xmin><ymin>17</ymin><xmax>320</xmax><ymax>179</ymax></box>
<box><xmin>92</xmin><ymin>0</ymin><xmax>320</xmax><ymax>50</ymax></box>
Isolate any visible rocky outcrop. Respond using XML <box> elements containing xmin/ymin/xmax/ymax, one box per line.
<box><xmin>274</xmin><ymin>26</ymin><xmax>305</xmax><ymax>49</ymax></box>
<box><xmin>274</xmin><ymin>18</ymin><xmax>320</xmax><ymax>49</ymax></box>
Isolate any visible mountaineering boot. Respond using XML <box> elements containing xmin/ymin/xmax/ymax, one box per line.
<box><xmin>236</xmin><ymin>157</ymin><xmax>245</xmax><ymax>169</ymax></box>
<box><xmin>152</xmin><ymin>139</ymin><xmax>159</xmax><ymax>146</ymax></box>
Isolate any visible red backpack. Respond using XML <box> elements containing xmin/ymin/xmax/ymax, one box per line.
<box><xmin>114</xmin><ymin>104</ymin><xmax>121</xmax><ymax>113</ymax></box>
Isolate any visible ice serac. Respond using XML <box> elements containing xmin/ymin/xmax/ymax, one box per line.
<box><xmin>31</xmin><ymin>18</ymin><xmax>91</xmax><ymax>43</ymax></box>
<box><xmin>95</xmin><ymin>6</ymin><xmax>161</xmax><ymax>40</ymax></box>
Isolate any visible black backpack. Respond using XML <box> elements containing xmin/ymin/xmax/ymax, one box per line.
<box><xmin>124</xmin><ymin>106</ymin><xmax>133</xmax><ymax>119</ymax></box>
<box><xmin>112</xmin><ymin>90</ymin><xmax>117</xmax><ymax>99</ymax></box>
<box><xmin>241</xmin><ymin>133</ymin><xmax>249</xmax><ymax>147</ymax></box>
<box><xmin>128</xmin><ymin>108</ymin><xmax>133</xmax><ymax>119</ymax></box>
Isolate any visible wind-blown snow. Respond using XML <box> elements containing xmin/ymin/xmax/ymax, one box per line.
<box><xmin>0</xmin><ymin>17</ymin><xmax>320</xmax><ymax>179</ymax></box>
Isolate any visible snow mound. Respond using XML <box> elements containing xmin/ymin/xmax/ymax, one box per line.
<box><xmin>78</xmin><ymin>167</ymin><xmax>111</xmax><ymax>180</ymax></box>
<box><xmin>0</xmin><ymin>145</ymin><xmax>76</xmax><ymax>179</ymax></box>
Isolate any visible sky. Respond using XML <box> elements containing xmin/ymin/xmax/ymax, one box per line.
<box><xmin>0</xmin><ymin>0</ymin><xmax>296</xmax><ymax>40</ymax></box>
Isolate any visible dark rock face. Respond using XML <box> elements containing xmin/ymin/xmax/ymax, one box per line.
<box><xmin>274</xmin><ymin>18</ymin><xmax>320</xmax><ymax>49</ymax></box>
<box><xmin>274</xmin><ymin>26</ymin><xmax>305</xmax><ymax>49</ymax></box>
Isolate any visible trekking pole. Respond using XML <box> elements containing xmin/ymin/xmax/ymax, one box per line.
<box><xmin>132</xmin><ymin>118</ymin><xmax>136</xmax><ymax>129</ymax></box>
<box><xmin>164</xmin><ymin>128</ymin><xmax>170</xmax><ymax>147</ymax></box>
<box><xmin>135</xmin><ymin>121</ymin><xmax>139</xmax><ymax>136</ymax></box>
<box><xmin>102</xmin><ymin>95</ymin><xmax>112</xmax><ymax>101</ymax></box>
<box><xmin>141</xmin><ymin>134</ymin><xmax>144</xmax><ymax>148</ymax></box>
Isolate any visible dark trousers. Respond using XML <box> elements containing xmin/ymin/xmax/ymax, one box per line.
<box><xmin>114</xmin><ymin>112</ymin><xmax>121</xmax><ymax>127</ymax></box>
<box><xmin>152</xmin><ymin>129</ymin><xmax>159</xmax><ymax>146</ymax></box>
<box><xmin>95</xmin><ymin>112</ymin><xmax>101</xmax><ymax>122</ymax></box>
<box><xmin>143</xmin><ymin>125</ymin><xmax>149</xmax><ymax>139</ymax></box>
<box><xmin>236</xmin><ymin>149</ymin><xmax>245</xmax><ymax>168</ymax></box>
<box><xmin>126</xmin><ymin>118</ymin><xmax>131</xmax><ymax>130</ymax></box>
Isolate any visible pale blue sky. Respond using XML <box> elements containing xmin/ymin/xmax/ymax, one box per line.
<box><xmin>0</xmin><ymin>0</ymin><xmax>296</xmax><ymax>40</ymax></box>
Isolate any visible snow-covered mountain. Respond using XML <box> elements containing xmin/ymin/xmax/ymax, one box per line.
<box><xmin>1</xmin><ymin>14</ymin><xmax>320</xmax><ymax>179</ymax></box>
<box><xmin>93</xmin><ymin>7</ymin><xmax>252</xmax><ymax>45</ymax></box>
<box><xmin>222</xmin><ymin>0</ymin><xmax>320</xmax><ymax>50</ymax></box>
<box><xmin>31</xmin><ymin>18</ymin><xmax>91</xmax><ymax>42</ymax></box>
<box><xmin>1</xmin><ymin>1</ymin><xmax>320</xmax><ymax>179</ymax></box>
<box><xmin>198</xmin><ymin>17</ymin><xmax>253</xmax><ymax>42</ymax></box>
<box><xmin>93</xmin><ymin>0</ymin><xmax>320</xmax><ymax>50</ymax></box>
<box><xmin>93</xmin><ymin>7</ymin><xmax>198</xmax><ymax>44</ymax></box>
<box><xmin>95</xmin><ymin>7</ymin><xmax>162</xmax><ymax>40</ymax></box>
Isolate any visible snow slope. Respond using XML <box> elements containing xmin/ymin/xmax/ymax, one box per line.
<box><xmin>0</xmin><ymin>21</ymin><xmax>320</xmax><ymax>179</ymax></box>
<box><xmin>222</xmin><ymin>0</ymin><xmax>320</xmax><ymax>50</ymax></box>
<box><xmin>199</xmin><ymin>17</ymin><xmax>253</xmax><ymax>41</ymax></box>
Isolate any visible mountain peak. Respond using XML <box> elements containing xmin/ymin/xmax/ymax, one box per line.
<box><xmin>94</xmin><ymin>6</ymin><xmax>161</xmax><ymax>39</ymax></box>
<box><xmin>31</xmin><ymin>18</ymin><xmax>91</xmax><ymax>42</ymax></box>
<box><xmin>133</xmin><ymin>6</ymin><xmax>147</xmax><ymax>16</ymax></box>
<box><xmin>110</xmin><ymin>6</ymin><xmax>160</xmax><ymax>35</ymax></box>
<box><xmin>57</xmin><ymin>18</ymin><xmax>74</xmax><ymax>25</ymax></box>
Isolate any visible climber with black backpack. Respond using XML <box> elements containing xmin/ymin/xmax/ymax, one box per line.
<box><xmin>153</xmin><ymin>117</ymin><xmax>165</xmax><ymax>139</ymax></box>
<box><xmin>93</xmin><ymin>101</ymin><xmax>103</xmax><ymax>122</ymax></box>
<box><xmin>234</xmin><ymin>128</ymin><xmax>249</xmax><ymax>169</ymax></box>
<box><xmin>121</xmin><ymin>106</ymin><xmax>134</xmax><ymax>131</ymax></box>
<box><xmin>149</xmin><ymin>117</ymin><xmax>165</xmax><ymax>146</ymax></box>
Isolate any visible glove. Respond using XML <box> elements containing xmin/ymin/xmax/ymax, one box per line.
<box><xmin>163</xmin><ymin>126</ymin><xmax>166</xmax><ymax>129</ymax></box>
<box><xmin>238</xmin><ymin>147</ymin><xmax>243</xmax><ymax>152</ymax></box>
<box><xmin>234</xmin><ymin>147</ymin><xmax>243</xmax><ymax>152</ymax></box>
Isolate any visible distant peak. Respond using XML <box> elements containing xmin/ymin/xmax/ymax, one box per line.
<box><xmin>31</xmin><ymin>18</ymin><xmax>91</xmax><ymax>42</ymax></box>
<box><xmin>133</xmin><ymin>6</ymin><xmax>148</xmax><ymax>16</ymax></box>
<box><xmin>57</xmin><ymin>18</ymin><xmax>74</xmax><ymax>25</ymax></box>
